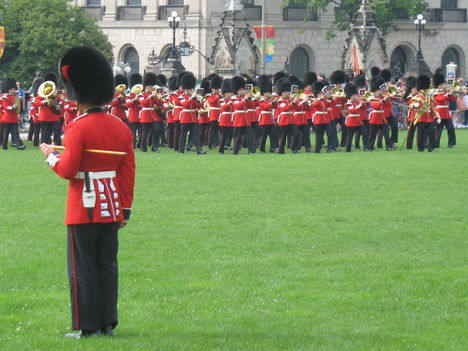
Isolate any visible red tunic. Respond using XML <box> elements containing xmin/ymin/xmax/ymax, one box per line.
<box><xmin>345</xmin><ymin>101</ymin><xmax>363</xmax><ymax>127</ymax></box>
<box><xmin>257</xmin><ymin>98</ymin><xmax>274</xmax><ymax>126</ymax></box>
<box><xmin>232</xmin><ymin>96</ymin><xmax>250</xmax><ymax>127</ymax></box>
<box><xmin>1</xmin><ymin>94</ymin><xmax>20</xmax><ymax>123</ymax></box>
<box><xmin>46</xmin><ymin>111</ymin><xmax>135</xmax><ymax>225</ymax></box>
<box><xmin>178</xmin><ymin>94</ymin><xmax>200</xmax><ymax>124</ymax></box>
<box><xmin>218</xmin><ymin>97</ymin><xmax>233</xmax><ymax>127</ymax></box>
<box><xmin>206</xmin><ymin>93</ymin><xmax>221</xmax><ymax>122</ymax></box>
<box><xmin>171</xmin><ymin>90</ymin><xmax>183</xmax><ymax>122</ymax></box>
<box><xmin>311</xmin><ymin>99</ymin><xmax>328</xmax><ymax>125</ymax></box>
<box><xmin>126</xmin><ymin>93</ymin><xmax>141</xmax><ymax>123</ymax></box>
<box><xmin>433</xmin><ymin>92</ymin><xmax>455</xmax><ymax>119</ymax></box>
<box><xmin>111</xmin><ymin>92</ymin><xmax>128</xmax><ymax>121</ymax></box>
<box><xmin>37</xmin><ymin>95</ymin><xmax>60</xmax><ymax>122</ymax></box>
<box><xmin>410</xmin><ymin>93</ymin><xmax>433</xmax><ymax>123</ymax></box>
<box><xmin>63</xmin><ymin>100</ymin><xmax>78</xmax><ymax>126</ymax></box>
<box><xmin>275</xmin><ymin>98</ymin><xmax>294</xmax><ymax>126</ymax></box>
<box><xmin>369</xmin><ymin>98</ymin><xmax>386</xmax><ymax>125</ymax></box>
<box><xmin>293</xmin><ymin>101</ymin><xmax>308</xmax><ymax>125</ymax></box>
<box><xmin>246</xmin><ymin>99</ymin><xmax>257</xmax><ymax>124</ymax></box>
<box><xmin>330</xmin><ymin>96</ymin><xmax>346</xmax><ymax>120</ymax></box>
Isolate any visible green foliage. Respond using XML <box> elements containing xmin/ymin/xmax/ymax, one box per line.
<box><xmin>0</xmin><ymin>130</ymin><xmax>467</xmax><ymax>350</ymax></box>
<box><xmin>282</xmin><ymin>0</ymin><xmax>428</xmax><ymax>38</ymax></box>
<box><xmin>0</xmin><ymin>0</ymin><xmax>113</xmax><ymax>86</ymax></box>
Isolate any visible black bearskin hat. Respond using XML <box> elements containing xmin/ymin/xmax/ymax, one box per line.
<box><xmin>200</xmin><ymin>78</ymin><xmax>210</xmax><ymax>96</ymax></box>
<box><xmin>371</xmin><ymin>66</ymin><xmax>381</xmax><ymax>78</ymax></box>
<box><xmin>417</xmin><ymin>75</ymin><xmax>431</xmax><ymax>91</ymax></box>
<box><xmin>181</xmin><ymin>73</ymin><xmax>196</xmax><ymax>90</ymax></box>
<box><xmin>157</xmin><ymin>74</ymin><xmax>167</xmax><ymax>87</ymax></box>
<box><xmin>240</xmin><ymin>73</ymin><xmax>254</xmax><ymax>86</ymax></box>
<box><xmin>210</xmin><ymin>75</ymin><xmax>223</xmax><ymax>90</ymax></box>
<box><xmin>129</xmin><ymin>73</ymin><xmax>142</xmax><ymax>87</ymax></box>
<box><xmin>329</xmin><ymin>70</ymin><xmax>346</xmax><ymax>84</ymax></box>
<box><xmin>370</xmin><ymin>76</ymin><xmax>385</xmax><ymax>92</ymax></box>
<box><xmin>406</xmin><ymin>76</ymin><xmax>417</xmax><ymax>90</ymax></box>
<box><xmin>344</xmin><ymin>83</ymin><xmax>358</xmax><ymax>99</ymax></box>
<box><xmin>273</xmin><ymin>71</ymin><xmax>288</xmax><ymax>85</ymax></box>
<box><xmin>258</xmin><ymin>74</ymin><xmax>273</xmax><ymax>95</ymax></box>
<box><xmin>380</xmin><ymin>69</ymin><xmax>391</xmax><ymax>82</ymax></box>
<box><xmin>353</xmin><ymin>74</ymin><xmax>366</xmax><ymax>88</ymax></box>
<box><xmin>433</xmin><ymin>72</ymin><xmax>445</xmax><ymax>88</ymax></box>
<box><xmin>177</xmin><ymin>71</ymin><xmax>189</xmax><ymax>87</ymax></box>
<box><xmin>4</xmin><ymin>78</ymin><xmax>16</xmax><ymax>92</ymax></box>
<box><xmin>221</xmin><ymin>79</ymin><xmax>232</xmax><ymax>94</ymax></box>
<box><xmin>44</xmin><ymin>72</ymin><xmax>58</xmax><ymax>84</ymax></box>
<box><xmin>277</xmin><ymin>77</ymin><xmax>292</xmax><ymax>94</ymax></box>
<box><xmin>31</xmin><ymin>78</ymin><xmax>43</xmax><ymax>96</ymax></box>
<box><xmin>143</xmin><ymin>72</ymin><xmax>158</xmax><ymax>87</ymax></box>
<box><xmin>114</xmin><ymin>74</ymin><xmax>128</xmax><ymax>87</ymax></box>
<box><xmin>313</xmin><ymin>80</ymin><xmax>327</xmax><ymax>95</ymax></box>
<box><xmin>168</xmin><ymin>76</ymin><xmax>178</xmax><ymax>91</ymax></box>
<box><xmin>59</xmin><ymin>46</ymin><xmax>114</xmax><ymax>105</ymax></box>
<box><xmin>303</xmin><ymin>71</ymin><xmax>317</xmax><ymax>87</ymax></box>
<box><xmin>230</xmin><ymin>75</ymin><xmax>246</xmax><ymax>93</ymax></box>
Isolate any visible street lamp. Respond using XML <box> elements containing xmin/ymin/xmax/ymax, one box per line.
<box><xmin>414</xmin><ymin>14</ymin><xmax>427</xmax><ymax>62</ymax></box>
<box><xmin>168</xmin><ymin>11</ymin><xmax>181</xmax><ymax>62</ymax></box>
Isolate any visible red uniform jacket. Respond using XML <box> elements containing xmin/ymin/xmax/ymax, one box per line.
<box><xmin>409</xmin><ymin>93</ymin><xmax>433</xmax><ymax>123</ymax></box>
<box><xmin>345</xmin><ymin>101</ymin><xmax>363</xmax><ymax>127</ymax></box>
<box><xmin>232</xmin><ymin>96</ymin><xmax>250</xmax><ymax>127</ymax></box>
<box><xmin>171</xmin><ymin>90</ymin><xmax>183</xmax><ymax>122</ymax></box>
<box><xmin>37</xmin><ymin>95</ymin><xmax>61</xmax><ymax>122</ymax></box>
<box><xmin>1</xmin><ymin>94</ymin><xmax>20</xmax><ymax>123</ymax></box>
<box><xmin>206</xmin><ymin>93</ymin><xmax>221</xmax><ymax>122</ymax></box>
<box><xmin>111</xmin><ymin>92</ymin><xmax>128</xmax><ymax>121</ymax></box>
<box><xmin>257</xmin><ymin>98</ymin><xmax>274</xmax><ymax>125</ymax></box>
<box><xmin>29</xmin><ymin>96</ymin><xmax>39</xmax><ymax>122</ymax></box>
<box><xmin>311</xmin><ymin>99</ymin><xmax>328</xmax><ymax>125</ymax></box>
<box><xmin>406</xmin><ymin>96</ymin><xmax>415</xmax><ymax>123</ymax></box>
<box><xmin>293</xmin><ymin>101</ymin><xmax>308</xmax><ymax>125</ymax></box>
<box><xmin>218</xmin><ymin>97</ymin><xmax>233</xmax><ymax>127</ymax></box>
<box><xmin>125</xmin><ymin>93</ymin><xmax>141</xmax><ymax>123</ymax></box>
<box><xmin>178</xmin><ymin>94</ymin><xmax>200</xmax><ymax>124</ymax></box>
<box><xmin>369</xmin><ymin>98</ymin><xmax>386</xmax><ymax>125</ymax></box>
<box><xmin>433</xmin><ymin>92</ymin><xmax>455</xmax><ymax>119</ymax></box>
<box><xmin>246</xmin><ymin>99</ymin><xmax>257</xmax><ymax>124</ymax></box>
<box><xmin>275</xmin><ymin>98</ymin><xmax>294</xmax><ymax>126</ymax></box>
<box><xmin>63</xmin><ymin>100</ymin><xmax>78</xmax><ymax>126</ymax></box>
<box><xmin>46</xmin><ymin>111</ymin><xmax>135</xmax><ymax>225</ymax></box>
<box><xmin>330</xmin><ymin>96</ymin><xmax>346</xmax><ymax>120</ymax></box>
<box><xmin>139</xmin><ymin>92</ymin><xmax>157</xmax><ymax>123</ymax></box>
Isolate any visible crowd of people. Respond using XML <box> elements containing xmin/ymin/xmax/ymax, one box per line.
<box><xmin>1</xmin><ymin>66</ymin><xmax>465</xmax><ymax>154</ymax></box>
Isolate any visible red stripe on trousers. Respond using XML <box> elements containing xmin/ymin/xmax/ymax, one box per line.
<box><xmin>70</xmin><ymin>227</ymin><xmax>80</xmax><ymax>330</ymax></box>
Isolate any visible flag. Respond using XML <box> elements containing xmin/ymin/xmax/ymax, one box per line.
<box><xmin>0</xmin><ymin>26</ymin><xmax>5</xmax><ymax>58</ymax></box>
<box><xmin>353</xmin><ymin>45</ymin><xmax>360</xmax><ymax>76</ymax></box>
<box><xmin>253</xmin><ymin>26</ymin><xmax>276</xmax><ymax>63</ymax></box>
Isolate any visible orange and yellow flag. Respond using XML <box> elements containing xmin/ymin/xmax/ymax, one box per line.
<box><xmin>0</xmin><ymin>26</ymin><xmax>5</xmax><ymax>58</ymax></box>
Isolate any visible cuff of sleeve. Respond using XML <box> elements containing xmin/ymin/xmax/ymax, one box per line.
<box><xmin>123</xmin><ymin>209</ymin><xmax>131</xmax><ymax>220</ymax></box>
<box><xmin>46</xmin><ymin>152</ymin><xmax>60</xmax><ymax>167</ymax></box>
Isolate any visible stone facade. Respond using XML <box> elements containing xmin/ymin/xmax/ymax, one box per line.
<box><xmin>71</xmin><ymin>0</ymin><xmax>468</xmax><ymax>79</ymax></box>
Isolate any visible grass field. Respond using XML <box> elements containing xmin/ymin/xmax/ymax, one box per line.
<box><xmin>0</xmin><ymin>130</ymin><xmax>467</xmax><ymax>350</ymax></box>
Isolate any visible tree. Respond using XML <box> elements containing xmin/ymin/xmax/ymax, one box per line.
<box><xmin>281</xmin><ymin>0</ymin><xmax>428</xmax><ymax>39</ymax></box>
<box><xmin>0</xmin><ymin>0</ymin><xmax>113</xmax><ymax>86</ymax></box>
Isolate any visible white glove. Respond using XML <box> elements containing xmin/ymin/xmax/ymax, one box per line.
<box><xmin>414</xmin><ymin>103</ymin><xmax>420</xmax><ymax>108</ymax></box>
<box><xmin>437</xmin><ymin>118</ymin><xmax>441</xmax><ymax>124</ymax></box>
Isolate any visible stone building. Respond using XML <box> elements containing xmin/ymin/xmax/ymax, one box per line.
<box><xmin>70</xmin><ymin>0</ymin><xmax>468</xmax><ymax>79</ymax></box>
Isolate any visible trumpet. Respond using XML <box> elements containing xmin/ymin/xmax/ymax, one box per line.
<box><xmin>362</xmin><ymin>91</ymin><xmax>375</xmax><ymax>102</ymax></box>
<box><xmin>332</xmin><ymin>87</ymin><xmax>346</xmax><ymax>98</ymax></box>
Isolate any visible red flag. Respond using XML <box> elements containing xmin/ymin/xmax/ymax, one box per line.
<box><xmin>353</xmin><ymin>45</ymin><xmax>360</xmax><ymax>76</ymax></box>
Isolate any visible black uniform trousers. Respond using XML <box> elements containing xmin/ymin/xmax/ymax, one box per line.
<box><xmin>406</xmin><ymin>123</ymin><xmax>416</xmax><ymax>149</ymax></box>
<box><xmin>218</xmin><ymin>126</ymin><xmax>231</xmax><ymax>153</ymax></box>
<box><xmin>354</xmin><ymin>120</ymin><xmax>369</xmax><ymax>149</ymax></box>
<box><xmin>173</xmin><ymin>121</ymin><xmax>181</xmax><ymax>151</ymax></box>
<box><xmin>313</xmin><ymin>124</ymin><xmax>327</xmax><ymax>153</ymax></box>
<box><xmin>179</xmin><ymin>123</ymin><xmax>202</xmax><ymax>153</ymax></box>
<box><xmin>345</xmin><ymin>126</ymin><xmax>370</xmax><ymax>152</ymax></box>
<box><xmin>337</xmin><ymin>116</ymin><xmax>347</xmax><ymax>147</ymax></box>
<box><xmin>67</xmin><ymin>223</ymin><xmax>119</xmax><ymax>331</ymax></box>
<box><xmin>377</xmin><ymin>115</ymin><xmax>398</xmax><ymax>146</ymax></box>
<box><xmin>2</xmin><ymin>122</ymin><xmax>24</xmax><ymax>149</ymax></box>
<box><xmin>167</xmin><ymin>123</ymin><xmax>174</xmax><ymax>149</ymax></box>
<box><xmin>296</xmin><ymin>124</ymin><xmax>311</xmax><ymax>151</ymax></box>
<box><xmin>369</xmin><ymin>123</ymin><xmax>393</xmax><ymax>149</ymax></box>
<box><xmin>152</xmin><ymin>121</ymin><xmax>165</xmax><ymax>150</ymax></box>
<box><xmin>259</xmin><ymin>124</ymin><xmax>276</xmax><ymax>152</ymax></box>
<box><xmin>328</xmin><ymin>120</ymin><xmax>339</xmax><ymax>149</ymax></box>
<box><xmin>208</xmin><ymin>121</ymin><xmax>219</xmax><ymax>148</ymax></box>
<box><xmin>233</xmin><ymin>126</ymin><xmax>254</xmax><ymax>154</ymax></box>
<box><xmin>199</xmin><ymin>123</ymin><xmax>209</xmax><ymax>146</ymax></box>
<box><xmin>140</xmin><ymin>122</ymin><xmax>153</xmax><ymax>152</ymax></box>
<box><xmin>416</xmin><ymin>122</ymin><xmax>436</xmax><ymax>151</ymax></box>
<box><xmin>129</xmin><ymin>122</ymin><xmax>140</xmax><ymax>148</ymax></box>
<box><xmin>435</xmin><ymin>118</ymin><xmax>456</xmax><ymax>147</ymax></box>
<box><xmin>278</xmin><ymin>124</ymin><xmax>299</xmax><ymax>153</ymax></box>
<box><xmin>40</xmin><ymin>121</ymin><xmax>61</xmax><ymax>145</ymax></box>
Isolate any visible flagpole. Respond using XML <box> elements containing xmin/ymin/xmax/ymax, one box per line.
<box><xmin>261</xmin><ymin>0</ymin><xmax>266</xmax><ymax>75</ymax></box>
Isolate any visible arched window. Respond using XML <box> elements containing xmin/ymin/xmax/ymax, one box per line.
<box><xmin>442</xmin><ymin>48</ymin><xmax>460</xmax><ymax>77</ymax></box>
<box><xmin>290</xmin><ymin>48</ymin><xmax>309</xmax><ymax>78</ymax></box>
<box><xmin>124</xmin><ymin>47</ymin><xmax>139</xmax><ymax>75</ymax></box>
<box><xmin>390</xmin><ymin>46</ymin><xmax>407</xmax><ymax>80</ymax></box>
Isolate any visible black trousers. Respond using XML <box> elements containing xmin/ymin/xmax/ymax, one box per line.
<box><xmin>345</xmin><ymin>126</ymin><xmax>369</xmax><ymax>152</ymax></box>
<box><xmin>167</xmin><ymin>123</ymin><xmax>174</xmax><ymax>149</ymax></box>
<box><xmin>67</xmin><ymin>223</ymin><xmax>119</xmax><ymax>331</ymax></box>
<box><xmin>337</xmin><ymin>116</ymin><xmax>347</xmax><ymax>147</ymax></box>
<box><xmin>251</xmin><ymin>121</ymin><xmax>260</xmax><ymax>147</ymax></box>
<box><xmin>259</xmin><ymin>124</ymin><xmax>275</xmax><ymax>152</ymax></box>
<box><xmin>129</xmin><ymin>122</ymin><xmax>140</xmax><ymax>148</ymax></box>
<box><xmin>140</xmin><ymin>122</ymin><xmax>153</xmax><ymax>152</ymax></box>
<box><xmin>354</xmin><ymin>120</ymin><xmax>369</xmax><ymax>148</ymax></box>
<box><xmin>233</xmin><ymin>126</ymin><xmax>254</xmax><ymax>154</ymax></box>
<box><xmin>0</xmin><ymin>123</ymin><xmax>3</xmax><ymax>145</ymax></box>
<box><xmin>208</xmin><ymin>121</ymin><xmax>219</xmax><ymax>148</ymax></box>
<box><xmin>2</xmin><ymin>122</ymin><xmax>24</xmax><ymax>149</ymax></box>
<box><xmin>328</xmin><ymin>120</ymin><xmax>339</xmax><ymax>149</ymax></box>
<box><xmin>369</xmin><ymin>124</ymin><xmax>393</xmax><ymax>149</ymax></box>
<box><xmin>28</xmin><ymin>120</ymin><xmax>35</xmax><ymax>141</ymax></box>
<box><xmin>416</xmin><ymin>122</ymin><xmax>436</xmax><ymax>151</ymax></box>
<box><xmin>296</xmin><ymin>124</ymin><xmax>311</xmax><ymax>151</ymax></box>
<box><xmin>218</xmin><ymin>126</ymin><xmax>231</xmax><ymax>153</ymax></box>
<box><xmin>435</xmin><ymin>119</ymin><xmax>456</xmax><ymax>147</ymax></box>
<box><xmin>313</xmin><ymin>124</ymin><xmax>327</xmax><ymax>153</ymax></box>
<box><xmin>41</xmin><ymin>121</ymin><xmax>61</xmax><ymax>145</ymax></box>
<box><xmin>173</xmin><ymin>121</ymin><xmax>181</xmax><ymax>151</ymax></box>
<box><xmin>406</xmin><ymin>123</ymin><xmax>416</xmax><ymax>149</ymax></box>
<box><xmin>278</xmin><ymin>124</ymin><xmax>299</xmax><ymax>153</ymax></box>
<box><xmin>199</xmin><ymin>123</ymin><xmax>209</xmax><ymax>146</ymax></box>
<box><xmin>179</xmin><ymin>123</ymin><xmax>202</xmax><ymax>153</ymax></box>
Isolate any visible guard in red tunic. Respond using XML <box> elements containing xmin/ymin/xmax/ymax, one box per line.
<box><xmin>311</xmin><ymin>81</ymin><xmax>330</xmax><ymax>153</ymax></box>
<box><xmin>432</xmin><ymin>72</ymin><xmax>456</xmax><ymax>148</ymax></box>
<box><xmin>343</xmin><ymin>83</ymin><xmax>371</xmax><ymax>152</ymax></box>
<box><xmin>165</xmin><ymin>76</ymin><xmax>178</xmax><ymax>149</ymax></box>
<box><xmin>40</xmin><ymin>46</ymin><xmax>135</xmax><ymax>338</ymax></box>
<box><xmin>275</xmin><ymin>78</ymin><xmax>299</xmax><ymax>154</ymax></box>
<box><xmin>206</xmin><ymin>75</ymin><xmax>223</xmax><ymax>149</ymax></box>
<box><xmin>28</xmin><ymin>78</ymin><xmax>42</xmax><ymax>145</ymax></box>
<box><xmin>198</xmin><ymin>78</ymin><xmax>211</xmax><ymax>146</ymax></box>
<box><xmin>404</xmin><ymin>76</ymin><xmax>417</xmax><ymax>149</ymax></box>
<box><xmin>110</xmin><ymin>74</ymin><xmax>128</xmax><ymax>124</ymax></box>
<box><xmin>329</xmin><ymin>70</ymin><xmax>347</xmax><ymax>149</ymax></box>
<box><xmin>230</xmin><ymin>76</ymin><xmax>255</xmax><ymax>155</ymax></box>
<box><xmin>352</xmin><ymin>75</ymin><xmax>369</xmax><ymax>149</ymax></box>
<box><xmin>139</xmin><ymin>72</ymin><xmax>158</xmax><ymax>152</ymax></box>
<box><xmin>2</xmin><ymin>78</ymin><xmax>25</xmax><ymax>150</ymax></box>
<box><xmin>63</xmin><ymin>95</ymin><xmax>78</xmax><ymax>131</ymax></box>
<box><xmin>218</xmin><ymin>79</ymin><xmax>234</xmax><ymax>154</ymax></box>
<box><xmin>257</xmin><ymin>75</ymin><xmax>277</xmax><ymax>153</ymax></box>
<box><xmin>37</xmin><ymin>72</ymin><xmax>63</xmax><ymax>145</ymax></box>
<box><xmin>126</xmin><ymin>73</ymin><xmax>143</xmax><ymax>148</ymax></box>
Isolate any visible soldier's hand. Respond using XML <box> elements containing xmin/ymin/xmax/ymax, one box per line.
<box><xmin>40</xmin><ymin>143</ymin><xmax>55</xmax><ymax>157</ymax></box>
<box><xmin>119</xmin><ymin>220</ymin><xmax>128</xmax><ymax>229</ymax></box>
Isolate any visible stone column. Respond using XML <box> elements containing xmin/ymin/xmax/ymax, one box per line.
<box><xmin>144</xmin><ymin>0</ymin><xmax>158</xmax><ymax>21</ymax></box>
<box><xmin>102</xmin><ymin>0</ymin><xmax>117</xmax><ymax>21</ymax></box>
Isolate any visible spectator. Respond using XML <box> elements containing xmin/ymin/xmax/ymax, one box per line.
<box><xmin>456</xmin><ymin>90</ymin><xmax>467</xmax><ymax>127</ymax></box>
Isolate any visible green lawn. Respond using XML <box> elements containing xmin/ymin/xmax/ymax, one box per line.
<box><xmin>0</xmin><ymin>130</ymin><xmax>467</xmax><ymax>350</ymax></box>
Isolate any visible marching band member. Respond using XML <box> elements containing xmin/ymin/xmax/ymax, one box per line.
<box><xmin>329</xmin><ymin>70</ymin><xmax>347</xmax><ymax>149</ymax></box>
<box><xmin>29</xmin><ymin>78</ymin><xmax>42</xmax><ymax>146</ymax></box>
<box><xmin>292</xmin><ymin>85</ymin><xmax>311</xmax><ymax>153</ymax></box>
<box><xmin>367</xmin><ymin>76</ymin><xmax>396</xmax><ymax>151</ymax></box>
<box><xmin>311</xmin><ymin>81</ymin><xmax>330</xmax><ymax>153</ymax></box>
<box><xmin>343</xmin><ymin>83</ymin><xmax>371</xmax><ymax>152</ymax></box>
<box><xmin>432</xmin><ymin>72</ymin><xmax>456</xmax><ymax>148</ymax></box>
<box><xmin>165</xmin><ymin>76</ymin><xmax>178</xmax><ymax>149</ymax></box>
<box><xmin>40</xmin><ymin>46</ymin><xmax>135</xmax><ymax>338</ymax></box>
<box><xmin>352</xmin><ymin>75</ymin><xmax>369</xmax><ymax>149</ymax></box>
<box><xmin>177</xmin><ymin>72</ymin><xmax>206</xmax><ymax>154</ymax></box>
<box><xmin>218</xmin><ymin>79</ymin><xmax>234</xmax><ymax>154</ymax></box>
<box><xmin>126</xmin><ymin>73</ymin><xmax>142</xmax><ymax>148</ymax></box>
<box><xmin>63</xmin><ymin>93</ymin><xmax>78</xmax><ymax>130</ymax></box>
<box><xmin>206</xmin><ymin>75</ymin><xmax>223</xmax><ymax>149</ymax></box>
<box><xmin>2</xmin><ymin>78</ymin><xmax>25</xmax><ymax>150</ymax></box>
<box><xmin>380</xmin><ymin>69</ymin><xmax>399</xmax><ymax>144</ymax></box>
<box><xmin>411</xmin><ymin>75</ymin><xmax>437</xmax><ymax>152</ymax></box>
<box><xmin>37</xmin><ymin>72</ymin><xmax>63</xmax><ymax>145</ymax></box>
<box><xmin>404</xmin><ymin>76</ymin><xmax>417</xmax><ymax>149</ymax></box>
<box><xmin>231</xmin><ymin>75</ymin><xmax>255</xmax><ymax>155</ymax></box>
<box><xmin>198</xmin><ymin>78</ymin><xmax>211</xmax><ymax>146</ymax></box>
<box><xmin>275</xmin><ymin>77</ymin><xmax>299</xmax><ymax>154</ymax></box>
<box><xmin>111</xmin><ymin>74</ymin><xmax>128</xmax><ymax>124</ymax></box>
<box><xmin>139</xmin><ymin>72</ymin><xmax>158</xmax><ymax>152</ymax></box>
<box><xmin>257</xmin><ymin>75</ymin><xmax>277</xmax><ymax>153</ymax></box>
<box><xmin>172</xmin><ymin>72</ymin><xmax>188</xmax><ymax>152</ymax></box>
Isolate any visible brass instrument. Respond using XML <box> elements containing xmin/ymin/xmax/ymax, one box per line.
<box><xmin>38</xmin><ymin>80</ymin><xmax>56</xmax><ymax>104</ymax></box>
<box><xmin>131</xmin><ymin>84</ymin><xmax>143</xmax><ymax>94</ymax></box>
<box><xmin>115</xmin><ymin>84</ymin><xmax>126</xmax><ymax>94</ymax></box>
<box><xmin>13</xmin><ymin>96</ymin><xmax>22</xmax><ymax>115</ymax></box>
<box><xmin>363</xmin><ymin>91</ymin><xmax>375</xmax><ymax>102</ymax></box>
<box><xmin>332</xmin><ymin>87</ymin><xmax>346</xmax><ymax>98</ymax></box>
<box><xmin>252</xmin><ymin>86</ymin><xmax>261</xmax><ymax>98</ymax></box>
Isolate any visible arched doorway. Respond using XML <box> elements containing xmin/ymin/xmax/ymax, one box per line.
<box><xmin>290</xmin><ymin>47</ymin><xmax>309</xmax><ymax>78</ymax></box>
<box><xmin>390</xmin><ymin>46</ymin><xmax>408</xmax><ymax>80</ymax></box>
<box><xmin>442</xmin><ymin>47</ymin><xmax>461</xmax><ymax>77</ymax></box>
<box><xmin>123</xmin><ymin>47</ymin><xmax>140</xmax><ymax>75</ymax></box>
